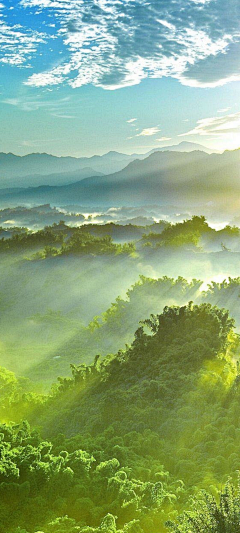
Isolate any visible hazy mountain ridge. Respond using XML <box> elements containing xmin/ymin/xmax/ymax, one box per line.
<box><xmin>0</xmin><ymin>142</ymin><xmax>216</xmax><ymax>188</ymax></box>
<box><xmin>1</xmin><ymin>147</ymin><xmax>239</xmax><ymax>208</ymax></box>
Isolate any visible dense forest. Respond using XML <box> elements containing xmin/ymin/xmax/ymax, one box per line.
<box><xmin>1</xmin><ymin>215</ymin><xmax>240</xmax><ymax>255</ymax></box>
<box><xmin>1</xmin><ymin>303</ymin><xmax>240</xmax><ymax>533</ymax></box>
<box><xmin>1</xmin><ymin>215</ymin><xmax>240</xmax><ymax>384</ymax></box>
<box><xmin>1</xmin><ymin>215</ymin><xmax>240</xmax><ymax>532</ymax></box>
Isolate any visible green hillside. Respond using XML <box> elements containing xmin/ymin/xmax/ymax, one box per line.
<box><xmin>2</xmin><ymin>217</ymin><xmax>240</xmax><ymax>386</ymax></box>
<box><xmin>1</xmin><ymin>303</ymin><xmax>240</xmax><ymax>532</ymax></box>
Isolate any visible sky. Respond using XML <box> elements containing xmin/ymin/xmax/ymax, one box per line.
<box><xmin>0</xmin><ymin>0</ymin><xmax>240</xmax><ymax>157</ymax></box>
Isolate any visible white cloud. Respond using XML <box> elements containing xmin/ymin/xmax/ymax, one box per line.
<box><xmin>18</xmin><ymin>138</ymin><xmax>60</xmax><ymax>147</ymax></box>
<box><xmin>51</xmin><ymin>113</ymin><xmax>75</xmax><ymax>119</ymax></box>
<box><xmin>156</xmin><ymin>137</ymin><xmax>172</xmax><ymax>142</ymax></box>
<box><xmin>24</xmin><ymin>70</ymin><xmax>65</xmax><ymax>87</ymax></box>
<box><xmin>157</xmin><ymin>19</ymin><xmax>176</xmax><ymax>31</ymax></box>
<box><xmin>2</xmin><ymin>0</ymin><xmax>240</xmax><ymax>90</ymax></box>
<box><xmin>218</xmin><ymin>107</ymin><xmax>231</xmax><ymax>113</ymax></box>
<box><xmin>136</xmin><ymin>127</ymin><xmax>161</xmax><ymax>137</ymax></box>
<box><xmin>0</xmin><ymin>3</ymin><xmax>47</xmax><ymax>67</ymax></box>
<box><xmin>2</xmin><ymin>94</ymin><xmax>71</xmax><ymax>113</ymax></box>
<box><xmin>179</xmin><ymin>111</ymin><xmax>240</xmax><ymax>138</ymax></box>
<box><xmin>127</xmin><ymin>118</ymin><xmax>137</xmax><ymax>123</ymax></box>
<box><xmin>179</xmin><ymin>40</ymin><xmax>240</xmax><ymax>88</ymax></box>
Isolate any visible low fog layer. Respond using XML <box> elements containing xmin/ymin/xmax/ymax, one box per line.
<box><xmin>1</xmin><ymin>216</ymin><xmax>240</xmax><ymax>385</ymax></box>
<box><xmin>0</xmin><ymin>203</ymin><xmax>238</xmax><ymax>233</ymax></box>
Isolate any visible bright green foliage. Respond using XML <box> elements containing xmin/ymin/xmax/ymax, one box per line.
<box><xmin>0</xmin><ymin>223</ymin><xmax>136</xmax><ymax>257</ymax></box>
<box><xmin>1</xmin><ymin>215</ymin><xmax>240</xmax><ymax>386</ymax></box>
<box><xmin>60</xmin><ymin>231</ymin><xmax>135</xmax><ymax>256</ymax></box>
<box><xmin>141</xmin><ymin>215</ymin><xmax>240</xmax><ymax>251</ymax></box>
<box><xmin>1</xmin><ymin>299</ymin><xmax>240</xmax><ymax>532</ymax></box>
<box><xmin>142</xmin><ymin>216</ymin><xmax>210</xmax><ymax>248</ymax></box>
<box><xmin>0</xmin><ymin>420</ymin><xmax>174</xmax><ymax>532</ymax></box>
<box><xmin>0</xmin><ymin>366</ymin><xmax>46</xmax><ymax>422</ymax></box>
<box><xmin>0</xmin><ymin>303</ymin><xmax>237</xmax><ymax>532</ymax></box>
<box><xmin>167</xmin><ymin>478</ymin><xmax>240</xmax><ymax>532</ymax></box>
<box><xmin>2</xmin><ymin>216</ymin><xmax>240</xmax><ymax>533</ymax></box>
<box><xmin>0</xmin><ymin>227</ymin><xmax>63</xmax><ymax>252</ymax></box>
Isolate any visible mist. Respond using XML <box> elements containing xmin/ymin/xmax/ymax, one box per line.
<box><xmin>1</xmin><ymin>214</ymin><xmax>240</xmax><ymax>388</ymax></box>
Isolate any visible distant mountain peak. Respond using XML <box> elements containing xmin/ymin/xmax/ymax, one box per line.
<box><xmin>0</xmin><ymin>141</ymin><xmax>221</xmax><ymax>189</ymax></box>
<box><xmin>149</xmin><ymin>141</ymin><xmax>218</xmax><ymax>155</ymax></box>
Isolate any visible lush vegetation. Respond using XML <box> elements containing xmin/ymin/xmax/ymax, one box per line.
<box><xmin>0</xmin><ymin>216</ymin><xmax>240</xmax><ymax>257</ymax></box>
<box><xmin>0</xmin><ymin>223</ymin><xmax>136</xmax><ymax>257</ymax></box>
<box><xmin>9</xmin><ymin>273</ymin><xmax>240</xmax><ymax>384</ymax></box>
<box><xmin>167</xmin><ymin>479</ymin><xmax>240</xmax><ymax>533</ymax></box>
<box><xmin>141</xmin><ymin>215</ymin><xmax>240</xmax><ymax>250</ymax></box>
<box><xmin>2</xmin><ymin>215</ymin><xmax>240</xmax><ymax>532</ymax></box>
<box><xmin>1</xmin><ymin>303</ymin><xmax>240</xmax><ymax>532</ymax></box>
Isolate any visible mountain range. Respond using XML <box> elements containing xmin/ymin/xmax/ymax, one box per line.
<box><xmin>0</xmin><ymin>142</ymin><xmax>216</xmax><ymax>188</ymax></box>
<box><xmin>0</xmin><ymin>147</ymin><xmax>239</xmax><ymax>208</ymax></box>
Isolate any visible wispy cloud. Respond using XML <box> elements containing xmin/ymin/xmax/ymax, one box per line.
<box><xmin>2</xmin><ymin>94</ymin><xmax>72</xmax><ymax>114</ymax></box>
<box><xmin>179</xmin><ymin>112</ymin><xmax>240</xmax><ymax>137</ymax></box>
<box><xmin>156</xmin><ymin>137</ymin><xmax>171</xmax><ymax>142</ymax></box>
<box><xmin>127</xmin><ymin>125</ymin><xmax>161</xmax><ymax>140</ymax></box>
<box><xmin>127</xmin><ymin>118</ymin><xmax>137</xmax><ymax>123</ymax></box>
<box><xmin>14</xmin><ymin>0</ymin><xmax>240</xmax><ymax>90</ymax></box>
<box><xmin>218</xmin><ymin>107</ymin><xmax>231</xmax><ymax>113</ymax></box>
<box><xmin>51</xmin><ymin>114</ymin><xmax>75</xmax><ymax>119</ymax></box>
<box><xmin>136</xmin><ymin>127</ymin><xmax>161</xmax><ymax>137</ymax></box>
<box><xmin>18</xmin><ymin>138</ymin><xmax>60</xmax><ymax>148</ymax></box>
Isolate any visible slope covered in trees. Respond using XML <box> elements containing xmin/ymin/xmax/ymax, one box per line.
<box><xmin>1</xmin><ymin>304</ymin><xmax>240</xmax><ymax>532</ymax></box>
<box><xmin>1</xmin><ymin>216</ymin><xmax>240</xmax><ymax>254</ymax></box>
<box><xmin>2</xmin><ymin>215</ymin><xmax>240</xmax><ymax>384</ymax></box>
<box><xmin>1</xmin><ymin>215</ymin><xmax>240</xmax><ymax>532</ymax></box>
<box><xmin>31</xmin><ymin>274</ymin><xmax>240</xmax><ymax>382</ymax></box>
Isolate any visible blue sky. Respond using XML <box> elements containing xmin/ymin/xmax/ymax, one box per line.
<box><xmin>1</xmin><ymin>0</ymin><xmax>240</xmax><ymax>156</ymax></box>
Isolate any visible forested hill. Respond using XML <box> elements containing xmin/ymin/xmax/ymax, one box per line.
<box><xmin>34</xmin><ymin>303</ymin><xmax>236</xmax><ymax>438</ymax></box>
<box><xmin>2</xmin><ymin>216</ymin><xmax>240</xmax><ymax>385</ymax></box>
<box><xmin>1</xmin><ymin>303</ymin><xmax>240</xmax><ymax>533</ymax></box>
<box><xmin>25</xmin><ymin>275</ymin><xmax>240</xmax><ymax>383</ymax></box>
